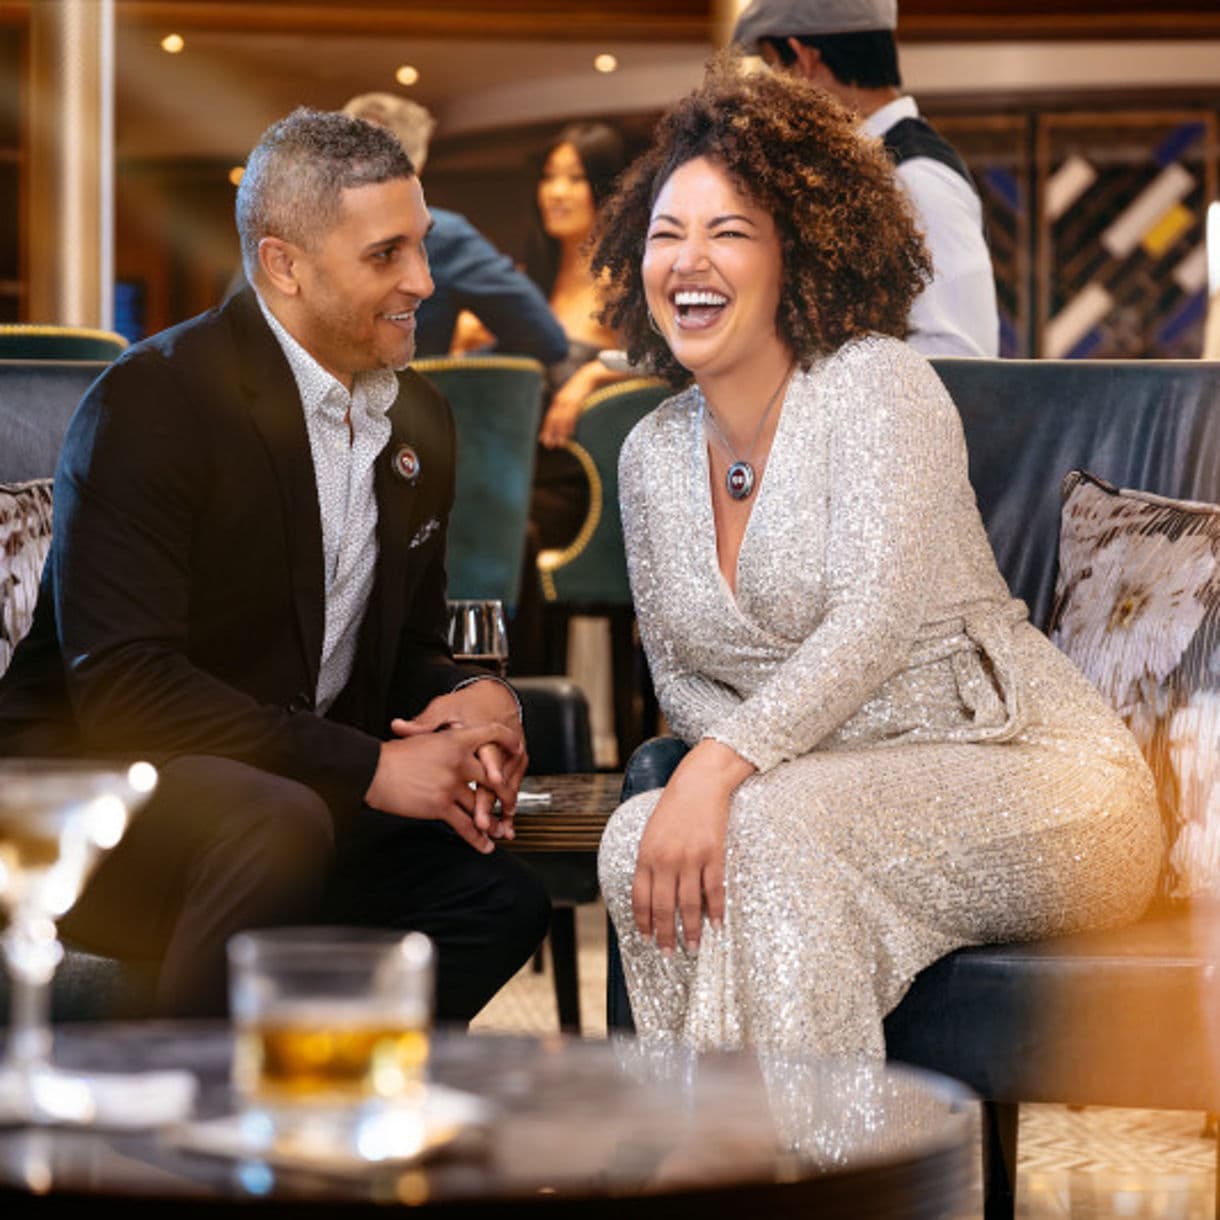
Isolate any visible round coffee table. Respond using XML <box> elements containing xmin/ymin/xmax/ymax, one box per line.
<box><xmin>0</xmin><ymin>1023</ymin><xmax>976</xmax><ymax>1217</ymax></box>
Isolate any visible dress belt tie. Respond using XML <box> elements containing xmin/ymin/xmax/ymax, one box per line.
<box><xmin>904</xmin><ymin>600</ymin><xmax>1027</xmax><ymax>744</ymax></box>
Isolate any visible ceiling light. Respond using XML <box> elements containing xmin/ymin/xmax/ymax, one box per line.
<box><xmin>395</xmin><ymin>65</ymin><xmax>420</xmax><ymax>87</ymax></box>
<box><xmin>160</xmin><ymin>33</ymin><xmax>184</xmax><ymax>54</ymax></box>
<box><xmin>228</xmin><ymin>166</ymin><xmax>245</xmax><ymax>187</ymax></box>
<box><xmin>594</xmin><ymin>53</ymin><xmax>618</xmax><ymax>74</ymax></box>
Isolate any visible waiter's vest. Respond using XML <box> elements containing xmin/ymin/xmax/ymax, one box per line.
<box><xmin>882</xmin><ymin>115</ymin><xmax>990</xmax><ymax>254</ymax></box>
<box><xmin>882</xmin><ymin>117</ymin><xmax>977</xmax><ymax>194</ymax></box>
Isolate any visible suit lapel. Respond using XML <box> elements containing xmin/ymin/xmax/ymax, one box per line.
<box><xmin>229</xmin><ymin>290</ymin><xmax>325</xmax><ymax>695</ymax></box>
<box><xmin>371</xmin><ymin>404</ymin><xmax>420</xmax><ymax>682</ymax></box>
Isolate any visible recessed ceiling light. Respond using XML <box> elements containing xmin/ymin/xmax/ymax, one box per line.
<box><xmin>228</xmin><ymin>166</ymin><xmax>245</xmax><ymax>187</ymax></box>
<box><xmin>395</xmin><ymin>65</ymin><xmax>420</xmax><ymax>87</ymax></box>
<box><xmin>160</xmin><ymin>33</ymin><xmax>184</xmax><ymax>54</ymax></box>
<box><xmin>594</xmin><ymin>53</ymin><xmax>618</xmax><ymax>74</ymax></box>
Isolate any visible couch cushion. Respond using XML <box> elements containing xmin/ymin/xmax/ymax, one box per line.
<box><xmin>1048</xmin><ymin>470</ymin><xmax>1220</xmax><ymax>900</ymax></box>
<box><xmin>883</xmin><ymin>903</ymin><xmax>1220</xmax><ymax>1110</ymax></box>
<box><xmin>0</xmin><ymin>479</ymin><xmax>53</xmax><ymax>679</ymax></box>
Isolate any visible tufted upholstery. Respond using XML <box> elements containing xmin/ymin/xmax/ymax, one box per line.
<box><xmin>607</xmin><ymin>357</ymin><xmax>1220</xmax><ymax>1220</ymax></box>
<box><xmin>0</xmin><ymin>359</ymin><xmax>110</xmax><ymax>482</ymax></box>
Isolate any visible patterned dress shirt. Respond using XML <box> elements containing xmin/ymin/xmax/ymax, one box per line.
<box><xmin>257</xmin><ymin>295</ymin><xmax>396</xmax><ymax>713</ymax></box>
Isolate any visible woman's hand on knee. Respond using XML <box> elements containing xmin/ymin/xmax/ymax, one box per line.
<box><xmin>631</xmin><ymin>739</ymin><xmax>752</xmax><ymax>955</ymax></box>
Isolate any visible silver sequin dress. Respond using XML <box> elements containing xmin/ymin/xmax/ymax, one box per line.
<box><xmin>597</xmin><ymin>335</ymin><xmax>1163</xmax><ymax>1055</ymax></box>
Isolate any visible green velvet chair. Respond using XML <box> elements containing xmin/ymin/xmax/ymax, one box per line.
<box><xmin>417</xmin><ymin>355</ymin><xmax>597</xmax><ymax>1030</ymax></box>
<box><xmin>0</xmin><ymin>324</ymin><xmax>128</xmax><ymax>362</ymax></box>
<box><xmin>414</xmin><ymin>355</ymin><xmax>545</xmax><ymax>611</ymax></box>
<box><xmin>537</xmin><ymin>376</ymin><xmax>671</xmax><ymax>762</ymax></box>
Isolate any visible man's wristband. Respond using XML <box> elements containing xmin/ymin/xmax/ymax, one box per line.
<box><xmin>451</xmin><ymin>674</ymin><xmax>524</xmax><ymax>723</ymax></box>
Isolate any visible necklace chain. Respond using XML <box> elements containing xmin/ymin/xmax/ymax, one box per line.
<box><xmin>702</xmin><ymin>364</ymin><xmax>793</xmax><ymax>501</ymax></box>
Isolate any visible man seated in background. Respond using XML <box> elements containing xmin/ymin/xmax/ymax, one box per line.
<box><xmin>0</xmin><ymin>107</ymin><xmax>550</xmax><ymax>1021</ymax></box>
<box><xmin>733</xmin><ymin>0</ymin><xmax>1000</xmax><ymax>357</ymax></box>
<box><xmin>341</xmin><ymin>91</ymin><xmax>568</xmax><ymax>363</ymax></box>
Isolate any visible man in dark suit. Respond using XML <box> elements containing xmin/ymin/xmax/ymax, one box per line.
<box><xmin>0</xmin><ymin>108</ymin><xmax>550</xmax><ymax>1021</ymax></box>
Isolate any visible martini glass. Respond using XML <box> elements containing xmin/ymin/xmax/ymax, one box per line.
<box><xmin>0</xmin><ymin>758</ymin><xmax>193</xmax><ymax>1127</ymax></box>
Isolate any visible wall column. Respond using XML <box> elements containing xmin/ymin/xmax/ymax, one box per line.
<box><xmin>712</xmin><ymin>0</ymin><xmax>751</xmax><ymax>47</ymax></box>
<box><xmin>26</xmin><ymin>0</ymin><xmax>115</xmax><ymax>328</ymax></box>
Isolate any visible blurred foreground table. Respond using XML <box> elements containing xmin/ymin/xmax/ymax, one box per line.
<box><xmin>0</xmin><ymin>1024</ymin><xmax>976</xmax><ymax>1217</ymax></box>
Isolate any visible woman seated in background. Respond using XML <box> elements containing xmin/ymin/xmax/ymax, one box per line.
<box><xmin>528</xmin><ymin>121</ymin><xmax>631</xmax><ymax>455</ymax></box>
<box><xmin>509</xmin><ymin>121</ymin><xmax>631</xmax><ymax>677</ymax></box>
<box><xmin>593</xmin><ymin>54</ymin><xmax>1163</xmax><ymax>1054</ymax></box>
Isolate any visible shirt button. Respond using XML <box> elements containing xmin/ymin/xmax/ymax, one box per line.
<box><xmin>286</xmin><ymin>692</ymin><xmax>314</xmax><ymax>714</ymax></box>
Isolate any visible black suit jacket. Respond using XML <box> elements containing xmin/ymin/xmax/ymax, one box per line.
<box><xmin>0</xmin><ymin>289</ymin><xmax>479</xmax><ymax>816</ymax></box>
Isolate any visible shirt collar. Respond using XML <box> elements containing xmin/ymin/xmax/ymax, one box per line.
<box><xmin>861</xmin><ymin>94</ymin><xmax>919</xmax><ymax>140</ymax></box>
<box><xmin>255</xmin><ymin>291</ymin><xmax>398</xmax><ymax>424</ymax></box>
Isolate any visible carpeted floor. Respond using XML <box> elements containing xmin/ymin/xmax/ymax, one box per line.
<box><xmin>472</xmin><ymin>900</ymin><xmax>1217</xmax><ymax>1219</ymax></box>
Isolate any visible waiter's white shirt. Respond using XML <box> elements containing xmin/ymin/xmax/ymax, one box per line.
<box><xmin>863</xmin><ymin>96</ymin><xmax>1000</xmax><ymax>358</ymax></box>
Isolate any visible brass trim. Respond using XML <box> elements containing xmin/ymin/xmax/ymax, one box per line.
<box><xmin>412</xmin><ymin>355</ymin><xmax>545</xmax><ymax>375</ymax></box>
<box><xmin>537</xmin><ymin>440</ymin><xmax>601</xmax><ymax>602</ymax></box>
<box><xmin>578</xmin><ymin>375</ymin><xmax>668</xmax><ymax>415</ymax></box>
<box><xmin>0</xmin><ymin>323</ymin><xmax>128</xmax><ymax>347</ymax></box>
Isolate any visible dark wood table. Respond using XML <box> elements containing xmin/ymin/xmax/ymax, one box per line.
<box><xmin>508</xmin><ymin>772</ymin><xmax>624</xmax><ymax>853</ymax></box>
<box><xmin>503</xmin><ymin>773</ymin><xmax>623</xmax><ymax>1033</ymax></box>
<box><xmin>0</xmin><ymin>1023</ymin><xmax>977</xmax><ymax>1217</ymax></box>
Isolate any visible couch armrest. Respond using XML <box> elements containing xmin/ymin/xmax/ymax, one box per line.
<box><xmin>621</xmin><ymin>735</ymin><xmax>690</xmax><ymax>801</ymax></box>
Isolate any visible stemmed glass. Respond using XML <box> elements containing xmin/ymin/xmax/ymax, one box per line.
<box><xmin>0</xmin><ymin>758</ymin><xmax>192</xmax><ymax>1127</ymax></box>
<box><xmin>446</xmin><ymin>599</ymin><xmax>510</xmax><ymax>677</ymax></box>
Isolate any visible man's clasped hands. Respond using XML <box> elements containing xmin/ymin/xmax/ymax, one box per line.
<box><xmin>364</xmin><ymin>679</ymin><xmax>526</xmax><ymax>854</ymax></box>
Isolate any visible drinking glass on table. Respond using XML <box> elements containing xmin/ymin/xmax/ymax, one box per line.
<box><xmin>0</xmin><ymin>758</ymin><xmax>195</xmax><ymax>1127</ymax></box>
<box><xmin>446</xmin><ymin>599</ymin><xmax>509</xmax><ymax>676</ymax></box>
<box><xmin>227</xmin><ymin>926</ymin><xmax>435</xmax><ymax>1138</ymax></box>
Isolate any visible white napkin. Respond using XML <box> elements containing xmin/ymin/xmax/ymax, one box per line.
<box><xmin>0</xmin><ymin>1067</ymin><xmax>198</xmax><ymax>1129</ymax></box>
<box><xmin>514</xmin><ymin>791</ymin><xmax>552</xmax><ymax>808</ymax></box>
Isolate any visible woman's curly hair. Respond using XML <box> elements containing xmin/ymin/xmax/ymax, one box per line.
<box><xmin>592</xmin><ymin>52</ymin><xmax>932</xmax><ymax>387</ymax></box>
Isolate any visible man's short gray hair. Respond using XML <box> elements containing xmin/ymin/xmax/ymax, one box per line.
<box><xmin>236</xmin><ymin>106</ymin><xmax>415</xmax><ymax>282</ymax></box>
<box><xmin>342</xmin><ymin>92</ymin><xmax>436</xmax><ymax>173</ymax></box>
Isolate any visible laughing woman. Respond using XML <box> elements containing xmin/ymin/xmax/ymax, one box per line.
<box><xmin>593</xmin><ymin>55</ymin><xmax>1163</xmax><ymax>1055</ymax></box>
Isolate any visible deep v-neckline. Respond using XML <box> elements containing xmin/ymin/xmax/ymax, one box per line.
<box><xmin>695</xmin><ymin>378</ymin><xmax>794</xmax><ymax>604</ymax></box>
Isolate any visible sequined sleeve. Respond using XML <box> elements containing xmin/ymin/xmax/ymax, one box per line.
<box><xmin>703</xmin><ymin>341</ymin><xmax>959</xmax><ymax>772</ymax></box>
<box><xmin>619</xmin><ymin>417</ymin><xmax>744</xmax><ymax>742</ymax></box>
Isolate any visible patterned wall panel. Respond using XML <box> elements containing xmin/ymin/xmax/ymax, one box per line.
<box><xmin>1036</xmin><ymin>111</ymin><xmax>1217</xmax><ymax>359</ymax></box>
<box><xmin>937</xmin><ymin>115</ymin><xmax>1031</xmax><ymax>357</ymax></box>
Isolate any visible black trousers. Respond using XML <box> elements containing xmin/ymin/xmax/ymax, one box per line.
<box><xmin>60</xmin><ymin>755</ymin><xmax>551</xmax><ymax>1023</ymax></box>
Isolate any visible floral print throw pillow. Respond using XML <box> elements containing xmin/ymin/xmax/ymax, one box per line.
<box><xmin>0</xmin><ymin>480</ymin><xmax>53</xmax><ymax>679</ymax></box>
<box><xmin>1048</xmin><ymin>470</ymin><xmax>1220</xmax><ymax>901</ymax></box>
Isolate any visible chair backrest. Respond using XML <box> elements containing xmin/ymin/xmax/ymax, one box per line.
<box><xmin>414</xmin><ymin>356</ymin><xmax>545</xmax><ymax>609</ymax></box>
<box><xmin>0</xmin><ymin>358</ymin><xmax>111</xmax><ymax>481</ymax></box>
<box><xmin>0</xmin><ymin>325</ymin><xmax>128</xmax><ymax>362</ymax></box>
<box><xmin>538</xmin><ymin>376</ymin><xmax>670</xmax><ymax>606</ymax></box>
<box><xmin>932</xmin><ymin>357</ymin><xmax>1220</xmax><ymax>631</ymax></box>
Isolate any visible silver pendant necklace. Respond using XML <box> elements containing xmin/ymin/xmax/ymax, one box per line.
<box><xmin>702</xmin><ymin>364</ymin><xmax>794</xmax><ymax>501</ymax></box>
